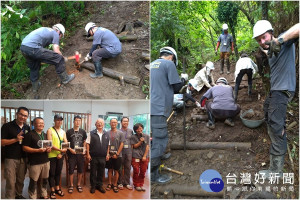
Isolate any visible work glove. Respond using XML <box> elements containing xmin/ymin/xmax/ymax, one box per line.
<box><xmin>265</xmin><ymin>40</ymin><xmax>281</xmax><ymax>58</ymax></box>
<box><xmin>85</xmin><ymin>53</ymin><xmax>92</xmax><ymax>61</ymax></box>
<box><xmin>215</xmin><ymin>49</ymin><xmax>218</xmax><ymax>55</ymax></box>
<box><xmin>195</xmin><ymin>101</ymin><xmax>201</xmax><ymax>107</ymax></box>
<box><xmin>64</xmin><ymin>57</ymin><xmax>68</xmax><ymax>62</ymax></box>
<box><xmin>181</xmin><ymin>73</ymin><xmax>188</xmax><ymax>81</ymax></box>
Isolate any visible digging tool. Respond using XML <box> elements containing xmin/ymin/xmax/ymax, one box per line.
<box><xmin>159</xmin><ymin>164</ymin><xmax>183</xmax><ymax>175</ymax></box>
<box><xmin>167</xmin><ymin>110</ymin><xmax>175</xmax><ymax>122</ymax></box>
<box><xmin>66</xmin><ymin>51</ymin><xmax>84</xmax><ymax>71</ymax></box>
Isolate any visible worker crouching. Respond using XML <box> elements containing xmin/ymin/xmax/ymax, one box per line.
<box><xmin>200</xmin><ymin>77</ymin><xmax>241</xmax><ymax>129</ymax></box>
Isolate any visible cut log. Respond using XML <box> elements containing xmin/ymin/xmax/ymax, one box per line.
<box><xmin>86</xmin><ymin>35</ymin><xmax>138</xmax><ymax>42</ymax></box>
<box><xmin>191</xmin><ymin>114</ymin><xmax>208</xmax><ymax>121</ymax></box>
<box><xmin>81</xmin><ymin>62</ymin><xmax>140</xmax><ymax>86</ymax></box>
<box><xmin>142</xmin><ymin>52</ymin><xmax>150</xmax><ymax>61</ymax></box>
<box><xmin>170</xmin><ymin>142</ymin><xmax>251</xmax><ymax>150</ymax></box>
<box><xmin>157</xmin><ymin>184</ymin><xmax>224</xmax><ymax>198</ymax></box>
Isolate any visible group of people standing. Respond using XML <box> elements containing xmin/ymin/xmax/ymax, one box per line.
<box><xmin>1</xmin><ymin>107</ymin><xmax>149</xmax><ymax>199</ymax></box>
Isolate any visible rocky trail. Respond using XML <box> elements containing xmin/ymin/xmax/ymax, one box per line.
<box><xmin>151</xmin><ymin>59</ymin><xmax>299</xmax><ymax>199</ymax></box>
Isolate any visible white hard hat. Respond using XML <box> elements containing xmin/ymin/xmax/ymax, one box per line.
<box><xmin>206</xmin><ymin>61</ymin><xmax>215</xmax><ymax>70</ymax></box>
<box><xmin>85</xmin><ymin>22</ymin><xmax>96</xmax><ymax>37</ymax></box>
<box><xmin>216</xmin><ymin>77</ymin><xmax>228</xmax><ymax>85</ymax></box>
<box><xmin>53</xmin><ymin>24</ymin><xmax>65</xmax><ymax>37</ymax></box>
<box><xmin>252</xmin><ymin>20</ymin><xmax>273</xmax><ymax>39</ymax></box>
<box><xmin>222</xmin><ymin>24</ymin><xmax>228</xmax><ymax>30</ymax></box>
<box><xmin>160</xmin><ymin>46</ymin><xmax>178</xmax><ymax>66</ymax></box>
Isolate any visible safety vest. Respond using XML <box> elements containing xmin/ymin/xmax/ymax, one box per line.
<box><xmin>48</xmin><ymin>127</ymin><xmax>64</xmax><ymax>158</ymax></box>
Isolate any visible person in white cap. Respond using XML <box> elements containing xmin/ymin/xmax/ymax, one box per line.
<box><xmin>187</xmin><ymin>61</ymin><xmax>216</xmax><ymax>94</ymax></box>
<box><xmin>150</xmin><ymin>46</ymin><xmax>188</xmax><ymax>184</ymax></box>
<box><xmin>20</xmin><ymin>24</ymin><xmax>75</xmax><ymax>96</ymax></box>
<box><xmin>200</xmin><ymin>77</ymin><xmax>240</xmax><ymax>129</ymax></box>
<box><xmin>215</xmin><ymin>24</ymin><xmax>234</xmax><ymax>74</ymax></box>
<box><xmin>252</xmin><ymin>20</ymin><xmax>299</xmax><ymax>177</ymax></box>
<box><xmin>234</xmin><ymin>53</ymin><xmax>258</xmax><ymax>101</ymax></box>
<box><xmin>84</xmin><ymin>22</ymin><xmax>122</xmax><ymax>78</ymax></box>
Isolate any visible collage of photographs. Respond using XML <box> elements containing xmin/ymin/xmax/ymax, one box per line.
<box><xmin>0</xmin><ymin>0</ymin><xmax>299</xmax><ymax>199</ymax></box>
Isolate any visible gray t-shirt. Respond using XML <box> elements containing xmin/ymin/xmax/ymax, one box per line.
<box><xmin>119</xmin><ymin>128</ymin><xmax>133</xmax><ymax>155</ymax></box>
<box><xmin>21</xmin><ymin>27</ymin><xmax>60</xmax><ymax>48</ymax></box>
<box><xmin>130</xmin><ymin>133</ymin><xmax>150</xmax><ymax>159</ymax></box>
<box><xmin>93</xmin><ymin>27</ymin><xmax>122</xmax><ymax>56</ymax></box>
<box><xmin>268</xmin><ymin>33</ymin><xmax>297</xmax><ymax>92</ymax></box>
<box><xmin>217</xmin><ymin>33</ymin><xmax>233</xmax><ymax>52</ymax></box>
<box><xmin>150</xmin><ymin>58</ymin><xmax>181</xmax><ymax>117</ymax></box>
<box><xmin>203</xmin><ymin>85</ymin><xmax>237</xmax><ymax>110</ymax></box>
<box><xmin>108</xmin><ymin>130</ymin><xmax>125</xmax><ymax>157</ymax></box>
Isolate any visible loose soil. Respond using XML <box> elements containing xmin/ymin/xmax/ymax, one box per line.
<box><xmin>151</xmin><ymin>59</ymin><xmax>299</xmax><ymax>199</ymax></box>
<box><xmin>4</xmin><ymin>1</ymin><xmax>149</xmax><ymax>99</ymax></box>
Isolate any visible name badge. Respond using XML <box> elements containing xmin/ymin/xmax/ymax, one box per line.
<box><xmin>135</xmin><ymin>159</ymin><xmax>140</xmax><ymax>162</ymax></box>
<box><xmin>124</xmin><ymin>145</ymin><xmax>129</xmax><ymax>148</ymax></box>
<box><xmin>223</xmin><ymin>42</ymin><xmax>227</xmax><ymax>46</ymax></box>
<box><xmin>111</xmin><ymin>146</ymin><xmax>115</xmax><ymax>150</ymax></box>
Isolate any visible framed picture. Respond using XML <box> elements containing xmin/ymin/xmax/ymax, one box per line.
<box><xmin>61</xmin><ymin>142</ymin><xmax>70</xmax><ymax>149</ymax></box>
<box><xmin>75</xmin><ymin>147</ymin><xmax>85</xmax><ymax>154</ymax></box>
<box><xmin>40</xmin><ymin>140</ymin><xmax>53</xmax><ymax>148</ymax></box>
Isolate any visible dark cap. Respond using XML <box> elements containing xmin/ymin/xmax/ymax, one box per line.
<box><xmin>54</xmin><ymin>115</ymin><xmax>63</xmax><ymax>120</ymax></box>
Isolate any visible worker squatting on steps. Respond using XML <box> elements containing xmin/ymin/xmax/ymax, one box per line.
<box><xmin>200</xmin><ymin>77</ymin><xmax>241</xmax><ymax>129</ymax></box>
<box><xmin>84</xmin><ymin>22</ymin><xmax>122</xmax><ymax>78</ymax></box>
<box><xmin>215</xmin><ymin>24</ymin><xmax>234</xmax><ymax>74</ymax></box>
<box><xmin>20</xmin><ymin>24</ymin><xmax>75</xmax><ymax>94</ymax></box>
<box><xmin>234</xmin><ymin>53</ymin><xmax>258</xmax><ymax>101</ymax></box>
<box><xmin>252</xmin><ymin>20</ymin><xmax>299</xmax><ymax>177</ymax></box>
<box><xmin>150</xmin><ymin>47</ymin><xmax>188</xmax><ymax>184</ymax></box>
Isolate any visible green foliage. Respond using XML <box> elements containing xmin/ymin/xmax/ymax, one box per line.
<box><xmin>142</xmin><ymin>77</ymin><xmax>149</xmax><ymax>100</ymax></box>
<box><xmin>216</xmin><ymin>1</ymin><xmax>239</xmax><ymax>27</ymax></box>
<box><xmin>1</xmin><ymin>1</ymin><xmax>85</xmax><ymax>95</ymax></box>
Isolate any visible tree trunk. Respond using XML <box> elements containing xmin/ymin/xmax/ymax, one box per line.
<box><xmin>230</xmin><ymin>25</ymin><xmax>239</xmax><ymax>61</ymax></box>
<box><xmin>261</xmin><ymin>1</ymin><xmax>269</xmax><ymax>20</ymax></box>
<box><xmin>81</xmin><ymin>62</ymin><xmax>141</xmax><ymax>86</ymax></box>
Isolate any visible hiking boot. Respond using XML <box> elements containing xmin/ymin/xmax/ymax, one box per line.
<box><xmin>220</xmin><ymin>59</ymin><xmax>224</xmax><ymax>74</ymax></box>
<box><xmin>59</xmin><ymin>71</ymin><xmax>75</xmax><ymax>84</ymax></box>
<box><xmin>206</xmin><ymin>122</ymin><xmax>215</xmax><ymax>129</ymax></box>
<box><xmin>90</xmin><ymin>61</ymin><xmax>103</xmax><ymax>78</ymax></box>
<box><xmin>259</xmin><ymin>154</ymin><xmax>285</xmax><ymax>178</ymax></box>
<box><xmin>225</xmin><ymin>58</ymin><xmax>230</xmax><ymax>72</ymax></box>
<box><xmin>31</xmin><ymin>81</ymin><xmax>41</xmax><ymax>92</ymax></box>
<box><xmin>224</xmin><ymin>118</ymin><xmax>234</xmax><ymax>127</ymax></box>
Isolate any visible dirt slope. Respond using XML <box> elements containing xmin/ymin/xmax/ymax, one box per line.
<box><xmin>23</xmin><ymin>1</ymin><xmax>149</xmax><ymax>99</ymax></box>
<box><xmin>151</xmin><ymin>60</ymin><xmax>299</xmax><ymax>199</ymax></box>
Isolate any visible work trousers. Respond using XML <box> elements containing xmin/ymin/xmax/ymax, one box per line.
<box><xmin>92</xmin><ymin>48</ymin><xmax>114</xmax><ymax>62</ymax></box>
<box><xmin>264</xmin><ymin>91</ymin><xmax>294</xmax><ymax>156</ymax></box>
<box><xmin>150</xmin><ymin>115</ymin><xmax>168</xmax><ymax>159</ymax></box>
<box><xmin>20</xmin><ymin>45</ymin><xmax>65</xmax><ymax>82</ymax></box>
<box><xmin>234</xmin><ymin>68</ymin><xmax>253</xmax><ymax>95</ymax></box>
<box><xmin>206</xmin><ymin>101</ymin><xmax>241</xmax><ymax>120</ymax></box>
<box><xmin>4</xmin><ymin>158</ymin><xmax>27</xmax><ymax>199</ymax></box>
<box><xmin>90</xmin><ymin>156</ymin><xmax>106</xmax><ymax>188</ymax></box>
<box><xmin>119</xmin><ymin>153</ymin><xmax>132</xmax><ymax>186</ymax></box>
<box><xmin>28</xmin><ymin>161</ymin><xmax>50</xmax><ymax>199</ymax></box>
<box><xmin>132</xmin><ymin>158</ymin><xmax>149</xmax><ymax>187</ymax></box>
<box><xmin>48</xmin><ymin>157</ymin><xmax>64</xmax><ymax>188</ymax></box>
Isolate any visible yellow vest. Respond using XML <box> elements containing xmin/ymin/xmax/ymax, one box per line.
<box><xmin>48</xmin><ymin>127</ymin><xmax>64</xmax><ymax>158</ymax></box>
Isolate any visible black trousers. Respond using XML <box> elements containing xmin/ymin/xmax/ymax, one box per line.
<box><xmin>234</xmin><ymin>68</ymin><xmax>253</xmax><ymax>95</ymax></box>
<box><xmin>90</xmin><ymin>157</ymin><xmax>106</xmax><ymax>188</ymax></box>
<box><xmin>20</xmin><ymin>45</ymin><xmax>65</xmax><ymax>82</ymax></box>
<box><xmin>48</xmin><ymin>157</ymin><xmax>64</xmax><ymax>188</ymax></box>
